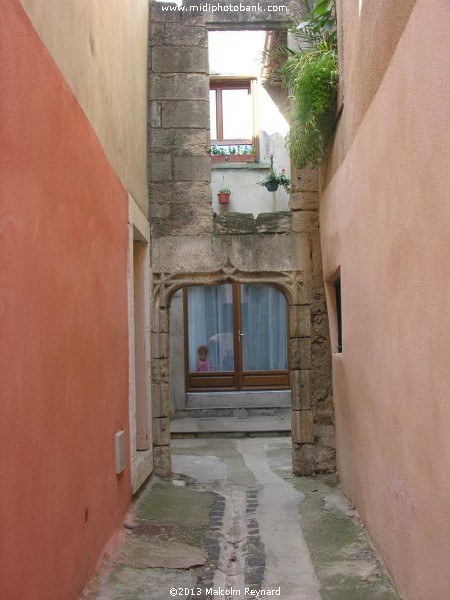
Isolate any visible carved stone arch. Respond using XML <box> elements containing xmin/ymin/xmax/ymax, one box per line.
<box><xmin>153</xmin><ymin>259</ymin><xmax>304</xmax><ymax>307</ymax></box>
<box><xmin>150</xmin><ymin>260</ymin><xmax>316</xmax><ymax>478</ymax></box>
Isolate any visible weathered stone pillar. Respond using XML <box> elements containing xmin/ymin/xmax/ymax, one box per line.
<box><xmin>290</xmin><ymin>165</ymin><xmax>335</xmax><ymax>474</ymax></box>
<box><xmin>149</xmin><ymin>4</ymin><xmax>213</xmax><ymax>475</ymax></box>
<box><xmin>148</xmin><ymin>4</ymin><xmax>213</xmax><ymax>238</ymax></box>
<box><xmin>150</xmin><ymin>290</ymin><xmax>172</xmax><ymax>476</ymax></box>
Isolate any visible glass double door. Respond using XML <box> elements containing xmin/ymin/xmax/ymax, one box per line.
<box><xmin>185</xmin><ymin>283</ymin><xmax>289</xmax><ymax>391</ymax></box>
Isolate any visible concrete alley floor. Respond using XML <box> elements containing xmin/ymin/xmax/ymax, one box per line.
<box><xmin>81</xmin><ymin>438</ymin><xmax>399</xmax><ymax>600</ymax></box>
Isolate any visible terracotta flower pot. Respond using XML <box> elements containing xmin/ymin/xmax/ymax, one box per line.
<box><xmin>210</xmin><ymin>155</ymin><xmax>226</xmax><ymax>163</ymax></box>
<box><xmin>218</xmin><ymin>192</ymin><xmax>230</xmax><ymax>204</ymax></box>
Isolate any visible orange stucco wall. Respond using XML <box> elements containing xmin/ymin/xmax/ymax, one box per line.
<box><xmin>0</xmin><ymin>1</ymin><xmax>130</xmax><ymax>598</ymax></box>
<box><xmin>320</xmin><ymin>1</ymin><xmax>450</xmax><ymax>598</ymax></box>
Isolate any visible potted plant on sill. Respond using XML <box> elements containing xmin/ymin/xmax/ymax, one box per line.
<box><xmin>209</xmin><ymin>146</ymin><xmax>226</xmax><ymax>163</ymax></box>
<box><xmin>258</xmin><ymin>168</ymin><xmax>291</xmax><ymax>193</ymax></box>
<box><xmin>226</xmin><ymin>146</ymin><xmax>257</xmax><ymax>163</ymax></box>
<box><xmin>243</xmin><ymin>147</ymin><xmax>257</xmax><ymax>163</ymax></box>
<box><xmin>210</xmin><ymin>145</ymin><xmax>258</xmax><ymax>164</ymax></box>
<box><xmin>217</xmin><ymin>187</ymin><xmax>231</xmax><ymax>204</ymax></box>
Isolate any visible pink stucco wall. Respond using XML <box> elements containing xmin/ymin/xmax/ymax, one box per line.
<box><xmin>320</xmin><ymin>1</ymin><xmax>450</xmax><ymax>598</ymax></box>
<box><xmin>0</xmin><ymin>1</ymin><xmax>130</xmax><ymax>598</ymax></box>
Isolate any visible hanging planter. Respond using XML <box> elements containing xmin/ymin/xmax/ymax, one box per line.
<box><xmin>258</xmin><ymin>166</ymin><xmax>291</xmax><ymax>194</ymax></box>
<box><xmin>218</xmin><ymin>187</ymin><xmax>231</xmax><ymax>204</ymax></box>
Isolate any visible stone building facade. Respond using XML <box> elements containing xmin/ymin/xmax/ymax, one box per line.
<box><xmin>148</xmin><ymin>1</ymin><xmax>334</xmax><ymax>477</ymax></box>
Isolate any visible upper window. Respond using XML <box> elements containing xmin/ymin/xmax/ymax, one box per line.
<box><xmin>209</xmin><ymin>79</ymin><xmax>255</xmax><ymax>147</ymax></box>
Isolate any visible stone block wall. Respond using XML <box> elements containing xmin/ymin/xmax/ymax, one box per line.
<box><xmin>149</xmin><ymin>5</ymin><xmax>212</xmax><ymax>238</ymax></box>
<box><xmin>148</xmin><ymin>3</ymin><xmax>334</xmax><ymax>477</ymax></box>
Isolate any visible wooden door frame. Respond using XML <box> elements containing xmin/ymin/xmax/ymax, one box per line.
<box><xmin>183</xmin><ymin>281</ymin><xmax>290</xmax><ymax>392</ymax></box>
<box><xmin>183</xmin><ymin>285</ymin><xmax>237</xmax><ymax>391</ymax></box>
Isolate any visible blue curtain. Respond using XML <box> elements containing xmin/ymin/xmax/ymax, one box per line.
<box><xmin>241</xmin><ymin>285</ymin><xmax>287</xmax><ymax>371</ymax></box>
<box><xmin>187</xmin><ymin>285</ymin><xmax>234</xmax><ymax>372</ymax></box>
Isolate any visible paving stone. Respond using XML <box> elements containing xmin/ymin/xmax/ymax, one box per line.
<box><xmin>115</xmin><ymin>538</ymin><xmax>207</xmax><ymax>570</ymax></box>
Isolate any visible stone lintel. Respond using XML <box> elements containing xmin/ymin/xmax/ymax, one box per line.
<box><xmin>200</xmin><ymin>0</ymin><xmax>298</xmax><ymax>28</ymax></box>
<box><xmin>165</xmin><ymin>23</ymin><xmax>207</xmax><ymax>47</ymax></box>
<box><xmin>213</xmin><ymin>213</ymin><xmax>256</xmax><ymax>235</ymax></box>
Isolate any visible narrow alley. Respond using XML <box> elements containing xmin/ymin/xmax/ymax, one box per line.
<box><xmin>4</xmin><ymin>0</ymin><xmax>450</xmax><ymax>598</ymax></box>
<box><xmin>81</xmin><ymin>436</ymin><xmax>398</xmax><ymax>600</ymax></box>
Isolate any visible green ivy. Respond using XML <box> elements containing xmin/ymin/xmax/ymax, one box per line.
<box><xmin>277</xmin><ymin>0</ymin><xmax>338</xmax><ymax>168</ymax></box>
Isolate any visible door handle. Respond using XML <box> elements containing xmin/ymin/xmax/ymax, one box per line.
<box><xmin>238</xmin><ymin>329</ymin><xmax>245</xmax><ymax>343</ymax></box>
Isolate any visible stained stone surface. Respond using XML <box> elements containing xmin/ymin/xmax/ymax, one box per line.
<box><xmin>81</xmin><ymin>439</ymin><xmax>399</xmax><ymax>600</ymax></box>
<box><xmin>115</xmin><ymin>537</ymin><xmax>206</xmax><ymax>570</ymax></box>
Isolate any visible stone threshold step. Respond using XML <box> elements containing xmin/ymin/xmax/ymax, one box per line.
<box><xmin>170</xmin><ymin>414</ymin><xmax>291</xmax><ymax>437</ymax></box>
<box><xmin>187</xmin><ymin>390</ymin><xmax>291</xmax><ymax>410</ymax></box>
<box><xmin>171</xmin><ymin>430</ymin><xmax>291</xmax><ymax>439</ymax></box>
<box><xmin>175</xmin><ymin>407</ymin><xmax>290</xmax><ymax>419</ymax></box>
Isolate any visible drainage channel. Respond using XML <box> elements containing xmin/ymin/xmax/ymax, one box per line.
<box><xmin>191</xmin><ymin>484</ymin><xmax>265</xmax><ymax>600</ymax></box>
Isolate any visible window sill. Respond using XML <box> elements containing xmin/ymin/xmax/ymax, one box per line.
<box><xmin>212</xmin><ymin>162</ymin><xmax>271</xmax><ymax>170</ymax></box>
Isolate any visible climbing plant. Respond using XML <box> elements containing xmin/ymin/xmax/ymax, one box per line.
<box><xmin>272</xmin><ymin>0</ymin><xmax>338</xmax><ymax>168</ymax></box>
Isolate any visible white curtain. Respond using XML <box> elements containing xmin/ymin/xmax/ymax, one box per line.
<box><xmin>187</xmin><ymin>285</ymin><xmax>234</xmax><ymax>372</ymax></box>
<box><xmin>241</xmin><ymin>285</ymin><xmax>287</xmax><ymax>371</ymax></box>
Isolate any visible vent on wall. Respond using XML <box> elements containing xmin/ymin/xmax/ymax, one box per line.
<box><xmin>115</xmin><ymin>430</ymin><xmax>126</xmax><ymax>475</ymax></box>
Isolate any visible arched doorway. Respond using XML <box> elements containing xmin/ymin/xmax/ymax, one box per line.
<box><xmin>150</xmin><ymin>260</ymin><xmax>327</xmax><ymax>477</ymax></box>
